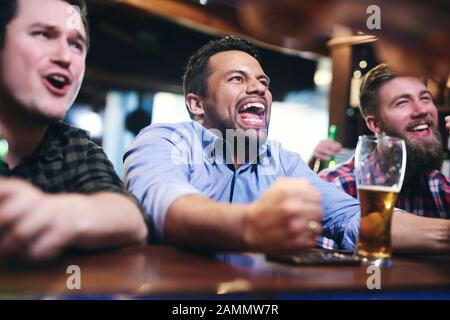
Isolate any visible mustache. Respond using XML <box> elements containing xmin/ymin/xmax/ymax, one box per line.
<box><xmin>235</xmin><ymin>95</ymin><xmax>267</xmax><ymax>109</ymax></box>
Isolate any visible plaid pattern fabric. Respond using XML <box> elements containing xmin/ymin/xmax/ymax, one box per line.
<box><xmin>3</xmin><ymin>122</ymin><xmax>133</xmax><ymax>197</ymax></box>
<box><xmin>357</xmin><ymin>150</ymin><xmax>396</xmax><ymax>186</ymax></box>
<box><xmin>316</xmin><ymin>156</ymin><xmax>449</xmax><ymax>250</ymax></box>
<box><xmin>319</xmin><ymin>156</ymin><xmax>450</xmax><ymax>218</ymax></box>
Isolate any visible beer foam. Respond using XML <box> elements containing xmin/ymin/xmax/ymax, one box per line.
<box><xmin>357</xmin><ymin>185</ymin><xmax>401</xmax><ymax>193</ymax></box>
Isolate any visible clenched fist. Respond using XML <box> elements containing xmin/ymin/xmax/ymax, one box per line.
<box><xmin>0</xmin><ymin>179</ymin><xmax>81</xmax><ymax>260</ymax></box>
<box><xmin>243</xmin><ymin>178</ymin><xmax>323</xmax><ymax>254</ymax></box>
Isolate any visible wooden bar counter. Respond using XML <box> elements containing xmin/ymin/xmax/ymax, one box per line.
<box><xmin>1</xmin><ymin>245</ymin><xmax>449</xmax><ymax>299</ymax></box>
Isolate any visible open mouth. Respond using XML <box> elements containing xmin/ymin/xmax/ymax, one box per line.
<box><xmin>237</xmin><ymin>102</ymin><xmax>266</xmax><ymax>128</ymax></box>
<box><xmin>43</xmin><ymin>74</ymin><xmax>71</xmax><ymax>96</ymax></box>
<box><xmin>406</xmin><ymin>122</ymin><xmax>432</xmax><ymax>138</ymax></box>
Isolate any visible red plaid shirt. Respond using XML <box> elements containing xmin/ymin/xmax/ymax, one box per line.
<box><xmin>319</xmin><ymin>157</ymin><xmax>450</xmax><ymax>219</ymax></box>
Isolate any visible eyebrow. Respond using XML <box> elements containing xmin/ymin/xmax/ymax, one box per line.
<box><xmin>28</xmin><ymin>22</ymin><xmax>86</xmax><ymax>46</ymax></box>
<box><xmin>389</xmin><ymin>90</ymin><xmax>432</xmax><ymax>107</ymax></box>
<box><xmin>73</xmin><ymin>31</ymin><xmax>87</xmax><ymax>47</ymax></box>
<box><xmin>419</xmin><ymin>89</ymin><xmax>432</xmax><ymax>97</ymax></box>
<box><xmin>225</xmin><ymin>70</ymin><xmax>271</xmax><ymax>83</ymax></box>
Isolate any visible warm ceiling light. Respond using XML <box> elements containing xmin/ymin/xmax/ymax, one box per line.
<box><xmin>353</xmin><ymin>70</ymin><xmax>362</xmax><ymax>78</ymax></box>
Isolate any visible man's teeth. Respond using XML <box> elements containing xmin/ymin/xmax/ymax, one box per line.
<box><xmin>49</xmin><ymin>75</ymin><xmax>67</xmax><ymax>84</ymax></box>
<box><xmin>242</xmin><ymin>117</ymin><xmax>263</xmax><ymax>124</ymax></box>
<box><xmin>410</xmin><ymin>124</ymin><xmax>429</xmax><ymax>131</ymax></box>
<box><xmin>240</xmin><ymin>102</ymin><xmax>265</xmax><ymax>111</ymax></box>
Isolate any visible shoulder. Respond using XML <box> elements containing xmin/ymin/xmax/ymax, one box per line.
<box><xmin>426</xmin><ymin>170</ymin><xmax>450</xmax><ymax>187</ymax></box>
<box><xmin>263</xmin><ymin>140</ymin><xmax>307</xmax><ymax>176</ymax></box>
<box><xmin>44</xmin><ymin>123</ymin><xmax>121</xmax><ymax>190</ymax></box>
<box><xmin>136</xmin><ymin>122</ymin><xmax>195</xmax><ymax>139</ymax></box>
<box><xmin>318</xmin><ymin>157</ymin><xmax>357</xmax><ymax>196</ymax></box>
<box><xmin>48</xmin><ymin>122</ymin><xmax>100</xmax><ymax>156</ymax></box>
<box><xmin>319</xmin><ymin>157</ymin><xmax>355</xmax><ymax>182</ymax></box>
<box><xmin>124</xmin><ymin>122</ymin><xmax>201</xmax><ymax>164</ymax></box>
<box><xmin>266</xmin><ymin>140</ymin><xmax>303</xmax><ymax>162</ymax></box>
<box><xmin>50</xmin><ymin>121</ymin><xmax>91</xmax><ymax>142</ymax></box>
<box><xmin>130</xmin><ymin>122</ymin><xmax>199</xmax><ymax>147</ymax></box>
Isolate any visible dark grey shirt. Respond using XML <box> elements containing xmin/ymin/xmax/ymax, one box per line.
<box><xmin>3</xmin><ymin>121</ymin><xmax>133</xmax><ymax>197</ymax></box>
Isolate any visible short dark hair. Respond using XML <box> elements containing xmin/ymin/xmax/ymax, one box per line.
<box><xmin>0</xmin><ymin>0</ymin><xmax>90</xmax><ymax>50</ymax></box>
<box><xmin>182</xmin><ymin>36</ymin><xmax>260</xmax><ymax>119</ymax></box>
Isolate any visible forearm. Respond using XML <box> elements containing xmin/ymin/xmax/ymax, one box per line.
<box><xmin>70</xmin><ymin>192</ymin><xmax>148</xmax><ymax>249</ymax></box>
<box><xmin>165</xmin><ymin>195</ymin><xmax>250</xmax><ymax>251</ymax></box>
<box><xmin>392</xmin><ymin>211</ymin><xmax>450</xmax><ymax>253</ymax></box>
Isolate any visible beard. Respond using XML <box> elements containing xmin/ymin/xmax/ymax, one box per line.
<box><xmin>202</xmin><ymin>101</ymin><xmax>269</xmax><ymax>165</ymax></box>
<box><xmin>380</xmin><ymin>119</ymin><xmax>444</xmax><ymax>179</ymax></box>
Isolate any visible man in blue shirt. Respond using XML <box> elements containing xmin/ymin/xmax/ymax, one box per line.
<box><xmin>124</xmin><ymin>37</ymin><xmax>360</xmax><ymax>253</ymax></box>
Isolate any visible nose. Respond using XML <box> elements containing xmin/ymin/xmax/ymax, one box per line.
<box><xmin>410</xmin><ymin>99</ymin><xmax>429</xmax><ymax>119</ymax></box>
<box><xmin>50</xmin><ymin>40</ymin><xmax>72</xmax><ymax>69</ymax></box>
<box><xmin>246</xmin><ymin>77</ymin><xmax>267</xmax><ymax>96</ymax></box>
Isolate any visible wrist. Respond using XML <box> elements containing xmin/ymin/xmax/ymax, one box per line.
<box><xmin>57</xmin><ymin>193</ymin><xmax>91</xmax><ymax>245</ymax></box>
<box><xmin>440</xmin><ymin>220</ymin><xmax>450</xmax><ymax>251</ymax></box>
<box><xmin>240</xmin><ymin>203</ymin><xmax>257</xmax><ymax>252</ymax></box>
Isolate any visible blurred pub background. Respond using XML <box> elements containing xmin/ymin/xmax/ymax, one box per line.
<box><xmin>67</xmin><ymin>0</ymin><xmax>450</xmax><ymax>175</ymax></box>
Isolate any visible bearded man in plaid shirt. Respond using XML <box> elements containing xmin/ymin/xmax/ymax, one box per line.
<box><xmin>320</xmin><ymin>64</ymin><xmax>450</xmax><ymax>253</ymax></box>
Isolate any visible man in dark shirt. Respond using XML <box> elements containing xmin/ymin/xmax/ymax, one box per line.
<box><xmin>0</xmin><ymin>0</ymin><xmax>147</xmax><ymax>260</ymax></box>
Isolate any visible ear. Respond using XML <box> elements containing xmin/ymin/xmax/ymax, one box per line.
<box><xmin>185</xmin><ymin>93</ymin><xmax>205</xmax><ymax>119</ymax></box>
<box><xmin>365</xmin><ymin>115</ymin><xmax>382</xmax><ymax>134</ymax></box>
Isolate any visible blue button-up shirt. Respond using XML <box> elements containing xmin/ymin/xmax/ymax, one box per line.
<box><xmin>123</xmin><ymin>121</ymin><xmax>360</xmax><ymax>250</ymax></box>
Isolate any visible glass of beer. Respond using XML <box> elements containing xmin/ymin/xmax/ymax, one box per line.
<box><xmin>354</xmin><ymin>134</ymin><xmax>406</xmax><ymax>267</ymax></box>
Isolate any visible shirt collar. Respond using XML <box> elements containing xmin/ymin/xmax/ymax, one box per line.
<box><xmin>33</xmin><ymin>123</ymin><xmax>65</xmax><ymax>163</ymax></box>
<box><xmin>191</xmin><ymin>121</ymin><xmax>269</xmax><ymax>168</ymax></box>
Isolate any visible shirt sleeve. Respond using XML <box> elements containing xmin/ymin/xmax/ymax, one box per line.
<box><xmin>67</xmin><ymin>141</ymin><xmax>147</xmax><ymax>219</ymax></box>
<box><xmin>319</xmin><ymin>167</ymin><xmax>358</xmax><ymax>199</ymax></box>
<box><xmin>123</xmin><ymin>124</ymin><xmax>203</xmax><ymax>242</ymax></box>
<box><xmin>70</xmin><ymin>141</ymin><xmax>131</xmax><ymax>196</ymax></box>
<box><xmin>283</xmin><ymin>150</ymin><xmax>360</xmax><ymax>250</ymax></box>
